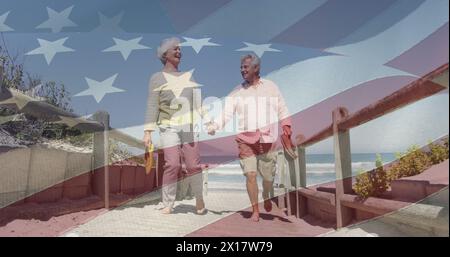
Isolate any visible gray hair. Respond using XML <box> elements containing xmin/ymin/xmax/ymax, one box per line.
<box><xmin>240</xmin><ymin>53</ymin><xmax>261</xmax><ymax>73</ymax></box>
<box><xmin>157</xmin><ymin>37</ymin><xmax>180</xmax><ymax>64</ymax></box>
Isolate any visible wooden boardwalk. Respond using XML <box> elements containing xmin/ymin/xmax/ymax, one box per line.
<box><xmin>62</xmin><ymin>188</ymin><xmax>335</xmax><ymax>237</ymax></box>
<box><xmin>188</xmin><ymin>204</ymin><xmax>334</xmax><ymax>237</ymax></box>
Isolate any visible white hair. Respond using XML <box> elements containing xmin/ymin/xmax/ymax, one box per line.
<box><xmin>157</xmin><ymin>37</ymin><xmax>180</xmax><ymax>64</ymax></box>
<box><xmin>240</xmin><ymin>53</ymin><xmax>261</xmax><ymax>74</ymax></box>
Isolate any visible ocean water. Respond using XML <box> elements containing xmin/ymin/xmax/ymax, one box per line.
<box><xmin>204</xmin><ymin>153</ymin><xmax>396</xmax><ymax>191</ymax></box>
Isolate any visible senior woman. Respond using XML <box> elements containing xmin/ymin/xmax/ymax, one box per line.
<box><xmin>144</xmin><ymin>37</ymin><xmax>206</xmax><ymax>215</ymax></box>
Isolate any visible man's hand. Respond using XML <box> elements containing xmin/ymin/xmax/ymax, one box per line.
<box><xmin>282</xmin><ymin>125</ymin><xmax>292</xmax><ymax>137</ymax></box>
<box><xmin>143</xmin><ymin>131</ymin><xmax>152</xmax><ymax>148</ymax></box>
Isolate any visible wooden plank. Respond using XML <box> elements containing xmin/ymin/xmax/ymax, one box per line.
<box><xmin>297</xmin><ymin>125</ymin><xmax>333</xmax><ymax>148</ymax></box>
<box><xmin>340</xmin><ymin>194</ymin><xmax>410</xmax><ymax>216</ymax></box>
<box><xmin>297</xmin><ymin>64</ymin><xmax>448</xmax><ymax>148</ymax></box>
<box><xmin>332</xmin><ymin>108</ymin><xmax>353</xmax><ymax>228</ymax></box>
<box><xmin>277</xmin><ymin>151</ymin><xmax>286</xmax><ymax>188</ymax></box>
<box><xmin>286</xmin><ymin>156</ymin><xmax>297</xmax><ymax>189</ymax></box>
<box><xmin>297</xmin><ymin>188</ymin><xmax>335</xmax><ymax>206</ymax></box>
<box><xmin>93</xmin><ymin>111</ymin><xmax>110</xmax><ymax>209</ymax></box>
<box><xmin>339</xmin><ymin>81</ymin><xmax>446</xmax><ymax>131</ymax></box>
<box><xmin>297</xmin><ymin>147</ymin><xmax>307</xmax><ymax>188</ymax></box>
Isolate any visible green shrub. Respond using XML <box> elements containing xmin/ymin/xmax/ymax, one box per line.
<box><xmin>428</xmin><ymin>139</ymin><xmax>449</xmax><ymax>165</ymax></box>
<box><xmin>354</xmin><ymin>168</ymin><xmax>371</xmax><ymax>198</ymax></box>
<box><xmin>387</xmin><ymin>145</ymin><xmax>432</xmax><ymax>182</ymax></box>
<box><xmin>373</xmin><ymin>154</ymin><xmax>388</xmax><ymax>194</ymax></box>
<box><xmin>353</xmin><ymin>154</ymin><xmax>388</xmax><ymax>198</ymax></box>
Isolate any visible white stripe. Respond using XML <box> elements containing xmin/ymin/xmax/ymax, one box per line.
<box><xmin>327</xmin><ymin>0</ymin><xmax>449</xmax><ymax>63</ymax></box>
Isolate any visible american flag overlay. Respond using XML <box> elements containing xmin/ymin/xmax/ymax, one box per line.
<box><xmin>0</xmin><ymin>0</ymin><xmax>448</xmax><ymax>238</ymax></box>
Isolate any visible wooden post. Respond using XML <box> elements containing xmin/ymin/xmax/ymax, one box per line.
<box><xmin>276</xmin><ymin>151</ymin><xmax>286</xmax><ymax>211</ymax></box>
<box><xmin>93</xmin><ymin>111</ymin><xmax>110</xmax><ymax>209</ymax></box>
<box><xmin>297</xmin><ymin>147</ymin><xmax>306</xmax><ymax>188</ymax></box>
<box><xmin>285</xmin><ymin>152</ymin><xmax>300</xmax><ymax>217</ymax></box>
<box><xmin>277</xmin><ymin>151</ymin><xmax>286</xmax><ymax>188</ymax></box>
<box><xmin>296</xmin><ymin>145</ymin><xmax>307</xmax><ymax>218</ymax></box>
<box><xmin>332</xmin><ymin>107</ymin><xmax>353</xmax><ymax>228</ymax></box>
<box><xmin>286</xmin><ymin>157</ymin><xmax>297</xmax><ymax>189</ymax></box>
<box><xmin>293</xmin><ymin>154</ymin><xmax>301</xmax><ymax>189</ymax></box>
<box><xmin>279</xmin><ymin>152</ymin><xmax>295</xmax><ymax>217</ymax></box>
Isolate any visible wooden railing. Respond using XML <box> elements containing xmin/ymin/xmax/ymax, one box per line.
<box><xmin>286</xmin><ymin>63</ymin><xmax>448</xmax><ymax>228</ymax></box>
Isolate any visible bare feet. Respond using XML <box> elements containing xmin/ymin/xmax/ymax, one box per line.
<box><xmin>250</xmin><ymin>212</ymin><xmax>260</xmax><ymax>222</ymax></box>
<box><xmin>263</xmin><ymin>193</ymin><xmax>272</xmax><ymax>212</ymax></box>
<box><xmin>264</xmin><ymin>199</ymin><xmax>272</xmax><ymax>212</ymax></box>
<box><xmin>196</xmin><ymin>198</ymin><xmax>205</xmax><ymax>209</ymax></box>
<box><xmin>196</xmin><ymin>208</ymin><xmax>207</xmax><ymax>215</ymax></box>
<box><xmin>196</xmin><ymin>198</ymin><xmax>206</xmax><ymax>215</ymax></box>
<box><xmin>161</xmin><ymin>207</ymin><xmax>172</xmax><ymax>214</ymax></box>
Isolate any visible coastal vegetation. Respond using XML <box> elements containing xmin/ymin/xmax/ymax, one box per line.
<box><xmin>354</xmin><ymin>139</ymin><xmax>449</xmax><ymax>198</ymax></box>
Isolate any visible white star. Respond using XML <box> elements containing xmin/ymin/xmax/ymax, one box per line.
<box><xmin>102</xmin><ymin>37</ymin><xmax>150</xmax><ymax>60</ymax></box>
<box><xmin>179</xmin><ymin>37</ymin><xmax>220</xmax><ymax>54</ymax></box>
<box><xmin>0</xmin><ymin>91</ymin><xmax>40</xmax><ymax>110</ymax></box>
<box><xmin>26</xmin><ymin>37</ymin><xmax>75</xmax><ymax>65</ymax></box>
<box><xmin>36</xmin><ymin>6</ymin><xmax>77</xmax><ymax>33</ymax></box>
<box><xmin>0</xmin><ymin>11</ymin><xmax>14</xmax><ymax>32</ymax></box>
<box><xmin>54</xmin><ymin>115</ymin><xmax>98</xmax><ymax>128</ymax></box>
<box><xmin>154</xmin><ymin>70</ymin><xmax>202</xmax><ymax>98</ymax></box>
<box><xmin>92</xmin><ymin>12</ymin><xmax>124</xmax><ymax>33</ymax></box>
<box><xmin>236</xmin><ymin>42</ymin><xmax>281</xmax><ymax>58</ymax></box>
<box><xmin>74</xmin><ymin>74</ymin><xmax>125</xmax><ymax>103</ymax></box>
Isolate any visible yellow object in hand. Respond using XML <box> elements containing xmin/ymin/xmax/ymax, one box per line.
<box><xmin>145</xmin><ymin>143</ymin><xmax>154</xmax><ymax>174</ymax></box>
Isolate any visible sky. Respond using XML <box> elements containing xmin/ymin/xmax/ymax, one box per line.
<box><xmin>0</xmin><ymin>0</ymin><xmax>448</xmax><ymax>154</ymax></box>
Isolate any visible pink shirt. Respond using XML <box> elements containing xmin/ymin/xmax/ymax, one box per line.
<box><xmin>215</xmin><ymin>78</ymin><xmax>291</xmax><ymax>144</ymax></box>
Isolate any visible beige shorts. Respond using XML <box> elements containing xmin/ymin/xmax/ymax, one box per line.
<box><xmin>237</xmin><ymin>139</ymin><xmax>276</xmax><ymax>182</ymax></box>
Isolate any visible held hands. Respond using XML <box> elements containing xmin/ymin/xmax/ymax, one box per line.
<box><xmin>204</xmin><ymin>121</ymin><xmax>218</xmax><ymax>136</ymax></box>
